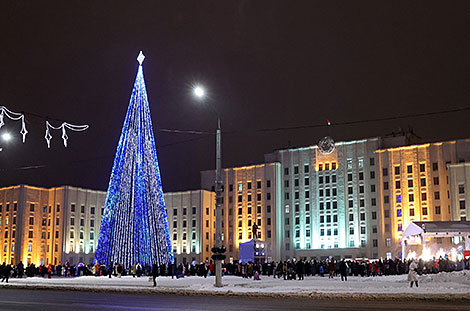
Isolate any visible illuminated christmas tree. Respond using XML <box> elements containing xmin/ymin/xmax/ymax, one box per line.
<box><xmin>95</xmin><ymin>51</ymin><xmax>173</xmax><ymax>267</ymax></box>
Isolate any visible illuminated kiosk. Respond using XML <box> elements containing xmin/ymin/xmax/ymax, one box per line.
<box><xmin>94</xmin><ymin>52</ymin><xmax>173</xmax><ymax>268</ymax></box>
<box><xmin>401</xmin><ymin>221</ymin><xmax>470</xmax><ymax>259</ymax></box>
<box><xmin>238</xmin><ymin>239</ymin><xmax>268</xmax><ymax>264</ymax></box>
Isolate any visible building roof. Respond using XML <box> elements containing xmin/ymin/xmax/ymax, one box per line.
<box><xmin>403</xmin><ymin>221</ymin><xmax>470</xmax><ymax>238</ymax></box>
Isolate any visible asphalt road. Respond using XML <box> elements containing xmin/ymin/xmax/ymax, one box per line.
<box><xmin>0</xmin><ymin>289</ymin><xmax>467</xmax><ymax>311</ymax></box>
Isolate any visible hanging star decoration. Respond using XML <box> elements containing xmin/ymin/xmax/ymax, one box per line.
<box><xmin>0</xmin><ymin>106</ymin><xmax>28</xmax><ymax>143</ymax></box>
<box><xmin>45</xmin><ymin>121</ymin><xmax>89</xmax><ymax>148</ymax></box>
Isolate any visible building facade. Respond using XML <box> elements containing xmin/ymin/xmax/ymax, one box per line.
<box><xmin>164</xmin><ymin>190</ymin><xmax>215</xmax><ymax>264</ymax></box>
<box><xmin>448</xmin><ymin>162</ymin><xmax>470</xmax><ymax>222</ymax></box>
<box><xmin>376</xmin><ymin>139</ymin><xmax>470</xmax><ymax>258</ymax></box>
<box><xmin>0</xmin><ymin>185</ymin><xmax>106</xmax><ymax>266</ymax></box>
<box><xmin>201</xmin><ymin>163</ymin><xmax>282</xmax><ymax>262</ymax></box>
<box><xmin>264</xmin><ymin>138</ymin><xmax>382</xmax><ymax>260</ymax></box>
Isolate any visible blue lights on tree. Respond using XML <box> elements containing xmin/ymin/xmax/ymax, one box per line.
<box><xmin>95</xmin><ymin>51</ymin><xmax>173</xmax><ymax>267</ymax></box>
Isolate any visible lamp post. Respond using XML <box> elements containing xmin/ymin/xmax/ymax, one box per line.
<box><xmin>193</xmin><ymin>85</ymin><xmax>223</xmax><ymax>287</ymax></box>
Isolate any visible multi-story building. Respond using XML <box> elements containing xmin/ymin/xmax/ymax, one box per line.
<box><xmin>448</xmin><ymin>162</ymin><xmax>470</xmax><ymax>221</ymax></box>
<box><xmin>164</xmin><ymin>190</ymin><xmax>215</xmax><ymax>264</ymax></box>
<box><xmin>201</xmin><ymin>163</ymin><xmax>282</xmax><ymax>262</ymax></box>
<box><xmin>0</xmin><ymin>185</ymin><xmax>106</xmax><ymax>266</ymax></box>
<box><xmin>376</xmin><ymin>139</ymin><xmax>470</xmax><ymax>258</ymax></box>
<box><xmin>265</xmin><ymin>138</ymin><xmax>382</xmax><ymax>260</ymax></box>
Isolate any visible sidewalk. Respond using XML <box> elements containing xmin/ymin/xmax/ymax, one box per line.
<box><xmin>1</xmin><ymin>271</ymin><xmax>470</xmax><ymax>300</ymax></box>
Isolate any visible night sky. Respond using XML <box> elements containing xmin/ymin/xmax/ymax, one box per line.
<box><xmin>1</xmin><ymin>1</ymin><xmax>469</xmax><ymax>192</ymax></box>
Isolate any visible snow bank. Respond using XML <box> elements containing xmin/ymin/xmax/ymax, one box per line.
<box><xmin>1</xmin><ymin>272</ymin><xmax>469</xmax><ymax>300</ymax></box>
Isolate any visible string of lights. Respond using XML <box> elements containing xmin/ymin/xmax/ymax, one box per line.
<box><xmin>0</xmin><ymin>105</ymin><xmax>89</xmax><ymax>148</ymax></box>
<box><xmin>0</xmin><ymin>106</ymin><xmax>28</xmax><ymax>143</ymax></box>
<box><xmin>94</xmin><ymin>51</ymin><xmax>173</xmax><ymax>268</ymax></box>
<box><xmin>45</xmin><ymin>120</ymin><xmax>89</xmax><ymax>148</ymax></box>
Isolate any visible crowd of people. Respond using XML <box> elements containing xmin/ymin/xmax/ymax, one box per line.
<box><xmin>0</xmin><ymin>256</ymin><xmax>469</xmax><ymax>285</ymax></box>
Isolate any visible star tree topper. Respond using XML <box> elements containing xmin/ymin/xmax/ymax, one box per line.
<box><xmin>137</xmin><ymin>51</ymin><xmax>145</xmax><ymax>65</ymax></box>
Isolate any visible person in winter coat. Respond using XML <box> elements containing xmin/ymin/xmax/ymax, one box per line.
<box><xmin>408</xmin><ymin>260</ymin><xmax>419</xmax><ymax>288</ymax></box>
<box><xmin>151</xmin><ymin>264</ymin><xmax>159</xmax><ymax>287</ymax></box>
<box><xmin>339</xmin><ymin>259</ymin><xmax>348</xmax><ymax>281</ymax></box>
<box><xmin>328</xmin><ymin>259</ymin><xmax>336</xmax><ymax>279</ymax></box>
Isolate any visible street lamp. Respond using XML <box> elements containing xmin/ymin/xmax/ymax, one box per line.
<box><xmin>192</xmin><ymin>85</ymin><xmax>224</xmax><ymax>288</ymax></box>
<box><xmin>2</xmin><ymin>132</ymin><xmax>12</xmax><ymax>142</ymax></box>
<box><xmin>0</xmin><ymin>132</ymin><xmax>12</xmax><ymax>151</ymax></box>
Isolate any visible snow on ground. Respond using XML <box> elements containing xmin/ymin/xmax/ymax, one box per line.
<box><xmin>2</xmin><ymin>271</ymin><xmax>470</xmax><ymax>297</ymax></box>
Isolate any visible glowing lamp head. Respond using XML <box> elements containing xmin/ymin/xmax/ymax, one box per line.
<box><xmin>2</xmin><ymin>133</ymin><xmax>12</xmax><ymax>141</ymax></box>
<box><xmin>193</xmin><ymin>86</ymin><xmax>206</xmax><ymax>99</ymax></box>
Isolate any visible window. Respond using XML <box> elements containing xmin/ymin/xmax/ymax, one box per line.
<box><xmin>359</xmin><ymin>186</ymin><xmax>364</xmax><ymax>193</ymax></box>
<box><xmin>267</xmin><ymin>180</ymin><xmax>271</xmax><ymax>188</ymax></box>
<box><xmin>333</xmin><ymin>215</ymin><xmax>338</xmax><ymax>222</ymax></box>
<box><xmin>332</xmin><ymin>162</ymin><xmax>337</xmax><ymax>170</ymax></box>
<box><xmin>349</xmin><ymin>214</ymin><xmax>354</xmax><ymax>221</ymax></box>
<box><xmin>57</xmin><ymin>205</ymin><xmax>60</xmax><ymax>212</ymax></box>
<box><xmin>460</xmin><ymin>200</ymin><xmax>466</xmax><ymax>210</ymax></box>
<box><xmin>332</xmin><ymin>175</ymin><xmax>336</xmax><ymax>183</ymax></box>
<box><xmin>325</xmin><ymin>163</ymin><xmax>330</xmax><ymax>170</ymax></box>
<box><xmin>333</xmin><ymin>201</ymin><xmax>337</xmax><ymax>209</ymax></box>
<box><xmin>434</xmin><ymin>191</ymin><xmax>440</xmax><ymax>200</ymax></box>
<box><xmin>398</xmin><ymin>223</ymin><xmax>403</xmax><ymax>231</ymax></box>
<box><xmin>420</xmin><ymin>163</ymin><xmax>425</xmax><ymax>172</ymax></box>
<box><xmin>370</xmin><ymin>158</ymin><xmax>375</xmax><ymax>166</ymax></box>
<box><xmin>359</xmin><ymin>172</ymin><xmax>364</xmax><ymax>180</ymax></box>
<box><xmin>383</xmin><ymin>182</ymin><xmax>389</xmax><ymax>190</ymax></box>
<box><xmin>370</xmin><ymin>171</ymin><xmax>375</xmax><ymax>179</ymax></box>
<box><xmin>70</xmin><ymin>218</ymin><xmax>75</xmax><ymax>226</ymax></box>
<box><xmin>396</xmin><ymin>180</ymin><xmax>401</xmax><ymax>189</ymax></box>
<box><xmin>305</xmin><ymin>203</ymin><xmax>310</xmax><ymax>211</ymax></box>
<box><xmin>247</xmin><ymin>195</ymin><xmax>252</xmax><ymax>202</ymax></box>
<box><xmin>304</xmin><ymin>177</ymin><xmax>309</xmax><ymax>186</ymax></box>
<box><xmin>435</xmin><ymin>206</ymin><xmax>441</xmax><ymax>215</ymax></box>
<box><xmin>348</xmin><ymin>187</ymin><xmax>353</xmax><ymax>195</ymax></box>
<box><xmin>326</xmin><ymin>215</ymin><xmax>331</xmax><ymax>222</ymax></box>
<box><xmin>371</xmin><ymin>184</ymin><xmax>376</xmax><ymax>192</ymax></box>
<box><xmin>361</xmin><ymin>240</ymin><xmax>366</xmax><ymax>247</ymax></box>
<box><xmin>396</xmin><ymin>194</ymin><xmax>401</xmax><ymax>203</ymax></box>
<box><xmin>320</xmin><ymin>216</ymin><xmax>324</xmax><ymax>223</ymax></box>
<box><xmin>305</xmin><ymin>216</ymin><xmax>310</xmax><ymax>224</ymax></box>
<box><xmin>373</xmin><ymin>239</ymin><xmax>378</xmax><ymax>247</ymax></box>
<box><xmin>238</xmin><ymin>183</ymin><xmax>243</xmax><ymax>191</ymax></box>
<box><xmin>320</xmin><ymin>229</ymin><xmax>325</xmax><ymax>236</ymax></box>
<box><xmin>407</xmin><ymin>165</ymin><xmax>412</xmax><ymax>174</ymax></box>
<box><xmin>395</xmin><ymin>166</ymin><xmax>400</xmax><ymax>175</ymax></box>
<box><xmin>360</xmin><ymin>199</ymin><xmax>364</xmax><ymax>207</ymax></box>
<box><xmin>384</xmin><ymin>196</ymin><xmax>389</xmax><ymax>204</ymax></box>
<box><xmin>284</xmin><ymin>167</ymin><xmax>289</xmax><ymax>175</ymax></box>
<box><xmin>257</xmin><ymin>181</ymin><xmax>262</xmax><ymax>189</ymax></box>
<box><xmin>347</xmin><ymin>173</ymin><xmax>352</xmax><ymax>182</ymax></box>
<box><xmin>383</xmin><ymin>168</ymin><xmax>388</xmax><ymax>176</ymax></box>
<box><xmin>397</xmin><ymin>209</ymin><xmax>402</xmax><ymax>217</ymax></box>
<box><xmin>433</xmin><ymin>177</ymin><xmax>439</xmax><ymax>185</ymax></box>
<box><xmin>384</xmin><ymin>210</ymin><xmax>390</xmax><ymax>218</ymax></box>
<box><xmin>247</xmin><ymin>182</ymin><xmax>252</xmax><ymax>190</ymax></box>
<box><xmin>348</xmin><ymin>200</ymin><xmax>353</xmax><ymax>208</ymax></box>
<box><xmin>371</xmin><ymin>198</ymin><xmax>376</xmax><ymax>206</ymax></box>
<box><xmin>409</xmin><ymin>208</ymin><xmax>415</xmax><ymax>217</ymax></box>
<box><xmin>422</xmin><ymin>207</ymin><xmax>428</xmax><ymax>216</ymax></box>
<box><xmin>173</xmin><ymin>209</ymin><xmax>177</xmax><ymax>216</ymax></box>
<box><xmin>360</xmin><ymin>213</ymin><xmax>365</xmax><ymax>221</ymax></box>
<box><xmin>459</xmin><ymin>184</ymin><xmax>465</xmax><ymax>194</ymax></box>
<box><xmin>385</xmin><ymin>224</ymin><xmax>390</xmax><ymax>233</ymax></box>
<box><xmin>29</xmin><ymin>217</ymin><xmax>34</xmax><ymax>225</ymax></box>
<box><xmin>421</xmin><ymin>178</ymin><xmax>426</xmax><ymax>187</ymax></box>
<box><xmin>409</xmin><ymin>193</ymin><xmax>414</xmax><ymax>202</ymax></box>
<box><xmin>285</xmin><ymin>192</ymin><xmax>289</xmax><ymax>200</ymax></box>
<box><xmin>432</xmin><ymin>162</ymin><xmax>438</xmax><ymax>171</ymax></box>
<box><xmin>408</xmin><ymin>180</ymin><xmax>413</xmax><ymax>188</ymax></box>
<box><xmin>372</xmin><ymin>211</ymin><xmax>377</xmax><ymax>220</ymax></box>
<box><xmin>422</xmin><ymin>192</ymin><xmax>427</xmax><ymax>201</ymax></box>
<box><xmin>372</xmin><ymin>226</ymin><xmax>377</xmax><ymax>234</ymax></box>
